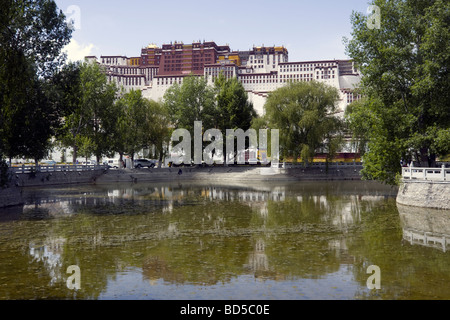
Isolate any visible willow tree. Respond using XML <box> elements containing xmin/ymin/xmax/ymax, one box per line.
<box><xmin>263</xmin><ymin>81</ymin><xmax>343</xmax><ymax>165</ymax></box>
<box><xmin>344</xmin><ymin>0</ymin><xmax>450</xmax><ymax>184</ymax></box>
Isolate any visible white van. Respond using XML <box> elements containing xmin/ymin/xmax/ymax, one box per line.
<box><xmin>81</xmin><ymin>160</ymin><xmax>97</xmax><ymax>166</ymax></box>
<box><xmin>104</xmin><ymin>159</ymin><xmax>121</xmax><ymax>169</ymax></box>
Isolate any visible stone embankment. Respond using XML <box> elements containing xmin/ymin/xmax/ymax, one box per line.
<box><xmin>397</xmin><ymin>181</ymin><xmax>450</xmax><ymax>210</ymax></box>
<box><xmin>0</xmin><ymin>164</ymin><xmax>362</xmax><ymax>208</ymax></box>
<box><xmin>396</xmin><ymin>166</ymin><xmax>450</xmax><ymax>210</ymax></box>
<box><xmin>96</xmin><ymin>165</ymin><xmax>362</xmax><ymax>184</ymax></box>
<box><xmin>0</xmin><ymin>168</ymin><xmax>107</xmax><ymax>208</ymax></box>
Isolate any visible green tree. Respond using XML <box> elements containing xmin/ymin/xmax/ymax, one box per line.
<box><xmin>263</xmin><ymin>81</ymin><xmax>343</xmax><ymax>164</ymax></box>
<box><xmin>344</xmin><ymin>0</ymin><xmax>450</xmax><ymax>184</ymax></box>
<box><xmin>163</xmin><ymin>76</ymin><xmax>215</xmax><ymax>163</ymax></box>
<box><xmin>163</xmin><ymin>74</ymin><xmax>258</xmax><ymax>163</ymax></box>
<box><xmin>50</xmin><ymin>61</ymin><xmax>82</xmax><ymax>163</ymax></box>
<box><xmin>142</xmin><ymin>99</ymin><xmax>171</xmax><ymax>167</ymax></box>
<box><xmin>76</xmin><ymin>135</ymin><xmax>94</xmax><ymax>164</ymax></box>
<box><xmin>56</xmin><ymin>62</ymin><xmax>118</xmax><ymax>164</ymax></box>
<box><xmin>114</xmin><ymin>89</ymin><xmax>149</xmax><ymax>163</ymax></box>
<box><xmin>0</xmin><ymin>50</ymin><xmax>44</xmax><ymax>162</ymax></box>
<box><xmin>164</xmin><ymin>75</ymin><xmax>215</xmax><ymax>133</ymax></box>
<box><xmin>0</xmin><ymin>0</ymin><xmax>72</xmax><ymax>164</ymax></box>
<box><xmin>79</xmin><ymin>62</ymin><xmax>118</xmax><ymax>163</ymax></box>
<box><xmin>0</xmin><ymin>0</ymin><xmax>72</xmax><ymax>79</ymax></box>
<box><xmin>343</xmin><ymin>98</ymin><xmax>371</xmax><ymax>156</ymax></box>
<box><xmin>213</xmin><ymin>73</ymin><xmax>256</xmax><ymax>131</ymax></box>
<box><xmin>114</xmin><ymin>91</ymin><xmax>171</xmax><ymax>167</ymax></box>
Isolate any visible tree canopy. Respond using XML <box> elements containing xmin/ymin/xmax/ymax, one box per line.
<box><xmin>163</xmin><ymin>73</ymin><xmax>257</xmax><ymax>163</ymax></box>
<box><xmin>164</xmin><ymin>75</ymin><xmax>215</xmax><ymax>134</ymax></box>
<box><xmin>262</xmin><ymin>81</ymin><xmax>343</xmax><ymax>164</ymax></box>
<box><xmin>0</xmin><ymin>0</ymin><xmax>73</xmax><ymax>163</ymax></box>
<box><xmin>57</xmin><ymin>62</ymin><xmax>118</xmax><ymax>163</ymax></box>
<box><xmin>344</xmin><ymin>0</ymin><xmax>450</xmax><ymax>184</ymax></box>
<box><xmin>213</xmin><ymin>73</ymin><xmax>256</xmax><ymax>132</ymax></box>
<box><xmin>113</xmin><ymin>89</ymin><xmax>169</xmax><ymax>164</ymax></box>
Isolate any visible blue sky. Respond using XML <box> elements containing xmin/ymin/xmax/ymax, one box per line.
<box><xmin>54</xmin><ymin>0</ymin><xmax>372</xmax><ymax>62</ymax></box>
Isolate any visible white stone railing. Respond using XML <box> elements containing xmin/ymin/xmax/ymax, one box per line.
<box><xmin>402</xmin><ymin>165</ymin><xmax>449</xmax><ymax>182</ymax></box>
<box><xmin>11</xmin><ymin>164</ymin><xmax>108</xmax><ymax>174</ymax></box>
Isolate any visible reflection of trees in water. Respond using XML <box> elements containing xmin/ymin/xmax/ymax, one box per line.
<box><xmin>5</xmin><ymin>181</ymin><xmax>427</xmax><ymax>298</ymax></box>
<box><xmin>29</xmin><ymin>236</ymin><xmax>65</xmax><ymax>286</ymax></box>
<box><xmin>19</xmin><ymin>181</ymin><xmax>396</xmax><ymax>222</ymax></box>
<box><xmin>33</xmin><ymin>183</ymin><xmax>390</xmax><ymax>288</ymax></box>
<box><xmin>142</xmin><ymin>256</ymin><xmax>186</xmax><ymax>285</ymax></box>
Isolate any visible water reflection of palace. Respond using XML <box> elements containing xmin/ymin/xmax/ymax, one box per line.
<box><xmin>21</xmin><ymin>182</ymin><xmax>391</xmax><ymax>218</ymax></box>
<box><xmin>136</xmin><ymin>184</ymin><xmax>388</xmax><ymax>227</ymax></box>
<box><xmin>244</xmin><ymin>239</ymin><xmax>271</xmax><ymax>277</ymax></box>
<box><xmin>398</xmin><ymin>204</ymin><xmax>450</xmax><ymax>252</ymax></box>
<box><xmin>14</xmin><ymin>182</ymin><xmax>399</xmax><ymax>289</ymax></box>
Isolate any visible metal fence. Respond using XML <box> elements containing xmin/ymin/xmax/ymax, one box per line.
<box><xmin>11</xmin><ymin>164</ymin><xmax>108</xmax><ymax>174</ymax></box>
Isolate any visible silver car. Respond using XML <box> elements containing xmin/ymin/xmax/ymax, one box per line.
<box><xmin>134</xmin><ymin>159</ymin><xmax>156</xmax><ymax>168</ymax></box>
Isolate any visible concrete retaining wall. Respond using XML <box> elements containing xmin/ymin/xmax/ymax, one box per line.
<box><xmin>0</xmin><ymin>169</ymin><xmax>107</xmax><ymax>208</ymax></box>
<box><xmin>96</xmin><ymin>166</ymin><xmax>362</xmax><ymax>184</ymax></box>
<box><xmin>0</xmin><ymin>166</ymin><xmax>362</xmax><ymax>208</ymax></box>
<box><xmin>397</xmin><ymin>180</ymin><xmax>450</xmax><ymax>210</ymax></box>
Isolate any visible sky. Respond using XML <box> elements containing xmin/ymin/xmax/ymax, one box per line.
<box><xmin>54</xmin><ymin>0</ymin><xmax>372</xmax><ymax>63</ymax></box>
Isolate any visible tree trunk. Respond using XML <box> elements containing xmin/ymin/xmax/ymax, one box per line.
<box><xmin>72</xmin><ymin>143</ymin><xmax>78</xmax><ymax>164</ymax></box>
<box><xmin>419</xmin><ymin>147</ymin><xmax>429</xmax><ymax>167</ymax></box>
<box><xmin>119</xmin><ymin>152</ymin><xmax>124</xmax><ymax>169</ymax></box>
<box><xmin>158</xmin><ymin>149</ymin><xmax>164</xmax><ymax>168</ymax></box>
<box><xmin>428</xmin><ymin>153</ymin><xmax>436</xmax><ymax>167</ymax></box>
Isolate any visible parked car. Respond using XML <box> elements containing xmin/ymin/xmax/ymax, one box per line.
<box><xmin>81</xmin><ymin>160</ymin><xmax>97</xmax><ymax>166</ymax></box>
<box><xmin>134</xmin><ymin>159</ymin><xmax>156</xmax><ymax>168</ymax></box>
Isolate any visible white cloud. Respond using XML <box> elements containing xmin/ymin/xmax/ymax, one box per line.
<box><xmin>62</xmin><ymin>39</ymin><xmax>97</xmax><ymax>62</ymax></box>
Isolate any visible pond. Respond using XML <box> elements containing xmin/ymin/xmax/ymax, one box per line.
<box><xmin>0</xmin><ymin>180</ymin><xmax>450</xmax><ymax>300</ymax></box>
